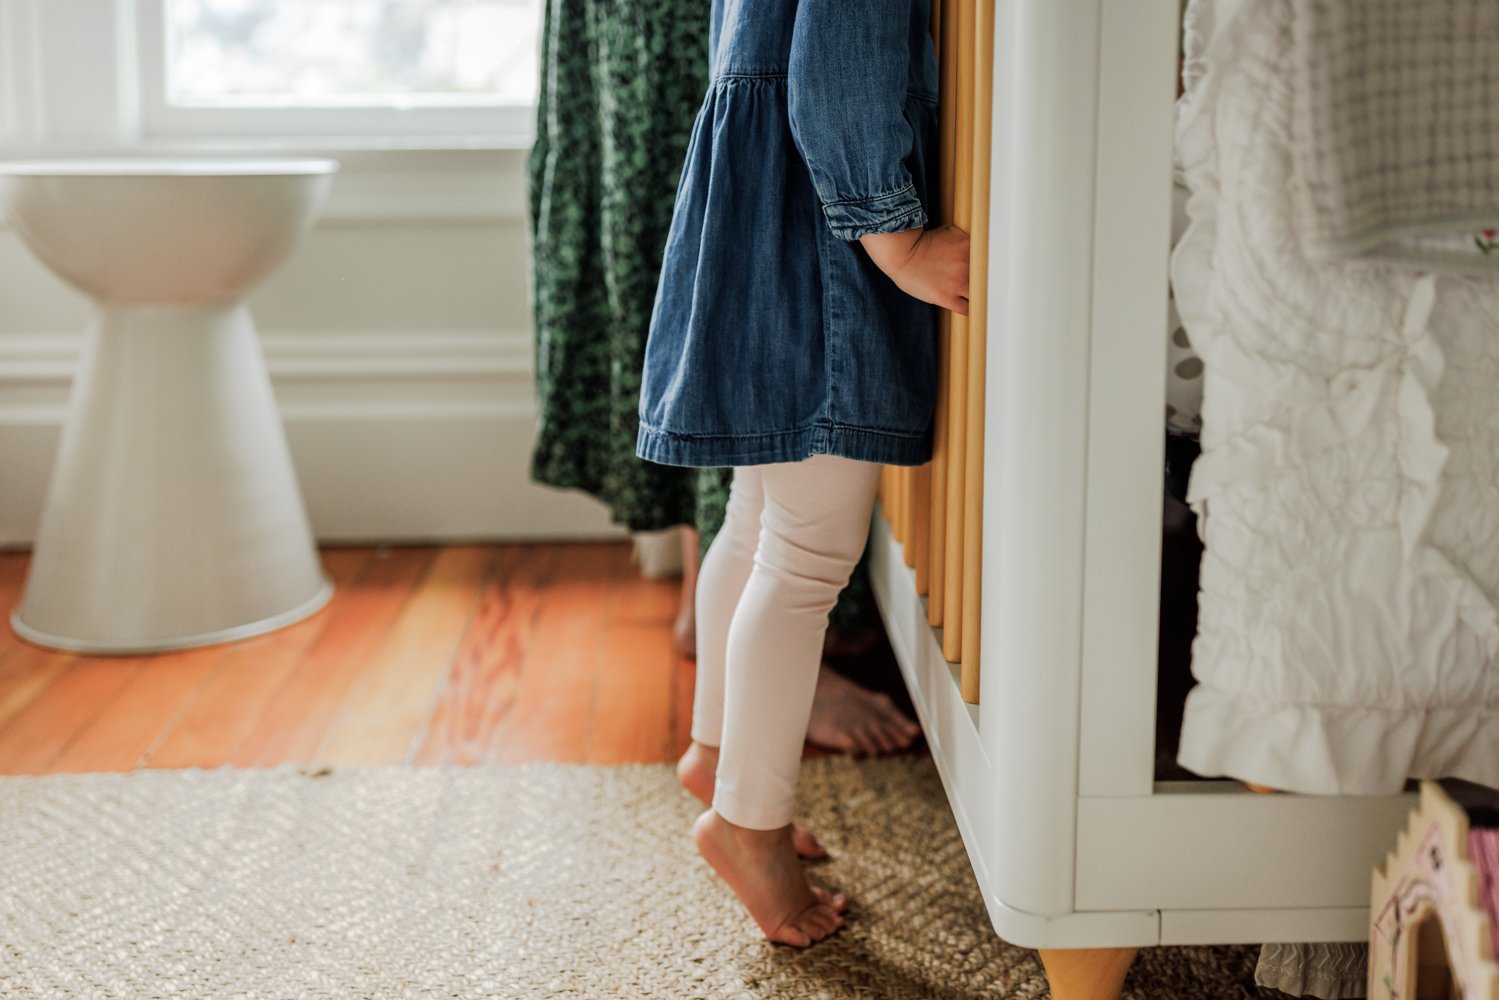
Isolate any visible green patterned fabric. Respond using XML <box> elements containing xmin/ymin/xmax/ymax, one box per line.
<box><xmin>528</xmin><ymin>0</ymin><xmax>711</xmax><ymax>533</ymax></box>
<box><xmin>527</xmin><ymin>0</ymin><xmax>869</xmax><ymax>625</ymax></box>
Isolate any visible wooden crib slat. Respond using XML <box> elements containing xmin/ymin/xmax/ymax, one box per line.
<box><xmin>898</xmin><ymin>467</ymin><xmax>913</xmax><ymax>550</ymax></box>
<box><xmin>926</xmin><ymin>0</ymin><xmax>962</xmax><ymax>629</ymax></box>
<box><xmin>927</xmin><ymin>312</ymin><xmax>951</xmax><ymax>620</ymax></box>
<box><xmin>941</xmin><ymin>0</ymin><xmax>976</xmax><ymax>664</ymax></box>
<box><xmin>901</xmin><ymin>466</ymin><xmax>919</xmax><ymax>568</ymax></box>
<box><xmin>887</xmin><ymin>466</ymin><xmax>898</xmax><ymax>537</ymax></box>
<box><xmin>959</xmin><ymin>0</ymin><xmax>995</xmax><ymax>704</ymax></box>
<box><xmin>887</xmin><ymin>464</ymin><xmax>899</xmax><ymax>542</ymax></box>
<box><xmin>900</xmin><ymin>468</ymin><xmax>912</xmax><ymax>544</ymax></box>
<box><xmin>911</xmin><ymin>463</ymin><xmax>932</xmax><ymax>594</ymax></box>
<box><xmin>901</xmin><ymin>0</ymin><xmax>939</xmax><ymax>594</ymax></box>
<box><xmin>893</xmin><ymin>463</ymin><xmax>904</xmax><ymax>544</ymax></box>
<box><xmin>892</xmin><ymin>464</ymin><xmax>905</xmax><ymax>555</ymax></box>
<box><xmin>878</xmin><ymin>467</ymin><xmax>890</xmax><ymax>523</ymax></box>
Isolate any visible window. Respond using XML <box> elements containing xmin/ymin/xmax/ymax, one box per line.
<box><xmin>137</xmin><ymin>0</ymin><xmax>544</xmax><ymax>141</ymax></box>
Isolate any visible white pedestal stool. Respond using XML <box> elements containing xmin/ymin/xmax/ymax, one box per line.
<box><xmin>0</xmin><ymin>158</ymin><xmax>339</xmax><ymax>653</ymax></box>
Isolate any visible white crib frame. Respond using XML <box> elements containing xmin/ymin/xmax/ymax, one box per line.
<box><xmin>868</xmin><ymin>0</ymin><xmax>1414</xmax><ymax>950</ymax></box>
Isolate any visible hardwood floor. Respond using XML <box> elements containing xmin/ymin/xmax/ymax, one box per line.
<box><xmin>0</xmin><ymin>543</ymin><xmax>695</xmax><ymax>775</ymax></box>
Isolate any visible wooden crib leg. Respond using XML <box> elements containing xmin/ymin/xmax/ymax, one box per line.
<box><xmin>1038</xmin><ymin>947</ymin><xmax>1139</xmax><ymax>1000</ymax></box>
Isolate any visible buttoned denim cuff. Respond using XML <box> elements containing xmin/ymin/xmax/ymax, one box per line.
<box><xmin>822</xmin><ymin>184</ymin><xmax>928</xmax><ymax>241</ymax></box>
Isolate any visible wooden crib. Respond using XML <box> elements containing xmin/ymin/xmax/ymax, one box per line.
<box><xmin>870</xmin><ymin>2</ymin><xmax>1415</xmax><ymax>996</ymax></box>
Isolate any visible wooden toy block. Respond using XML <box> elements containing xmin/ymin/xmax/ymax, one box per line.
<box><xmin>1369</xmin><ymin>782</ymin><xmax>1499</xmax><ymax>1000</ymax></box>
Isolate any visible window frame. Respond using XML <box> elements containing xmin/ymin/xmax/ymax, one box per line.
<box><xmin>133</xmin><ymin>0</ymin><xmax>540</xmax><ymax>142</ymax></box>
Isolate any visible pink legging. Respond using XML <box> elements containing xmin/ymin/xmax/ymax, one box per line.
<box><xmin>691</xmin><ymin>454</ymin><xmax>883</xmax><ymax>830</ymax></box>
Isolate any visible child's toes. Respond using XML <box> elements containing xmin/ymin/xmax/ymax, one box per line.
<box><xmin>771</xmin><ymin>924</ymin><xmax>812</xmax><ymax>948</ymax></box>
<box><xmin>798</xmin><ymin>916</ymin><xmax>832</xmax><ymax>942</ymax></box>
<box><xmin>806</xmin><ymin>905</ymin><xmax>844</xmax><ymax>938</ymax></box>
<box><xmin>811</xmin><ymin>886</ymin><xmax>849</xmax><ymax>912</ymax></box>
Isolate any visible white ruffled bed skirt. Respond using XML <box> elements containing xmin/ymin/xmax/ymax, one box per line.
<box><xmin>1172</xmin><ymin>0</ymin><xmax>1499</xmax><ymax>795</ymax></box>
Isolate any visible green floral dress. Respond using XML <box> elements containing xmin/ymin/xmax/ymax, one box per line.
<box><xmin>527</xmin><ymin>0</ymin><xmax>869</xmax><ymax>623</ymax></box>
<box><xmin>528</xmin><ymin>0</ymin><xmax>718</xmax><ymax>533</ymax></box>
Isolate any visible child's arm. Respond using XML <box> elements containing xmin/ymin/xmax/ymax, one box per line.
<box><xmin>787</xmin><ymin>0</ymin><xmax>969</xmax><ymax>314</ymax></box>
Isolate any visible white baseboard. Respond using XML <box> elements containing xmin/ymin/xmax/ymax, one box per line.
<box><xmin>0</xmin><ymin>327</ymin><xmax>625</xmax><ymax>545</ymax></box>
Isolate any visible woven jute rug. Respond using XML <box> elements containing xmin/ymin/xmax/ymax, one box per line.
<box><xmin>0</xmin><ymin>756</ymin><xmax>1270</xmax><ymax>998</ymax></box>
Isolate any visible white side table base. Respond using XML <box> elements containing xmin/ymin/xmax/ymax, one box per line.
<box><xmin>13</xmin><ymin>303</ymin><xmax>330</xmax><ymax>654</ymax></box>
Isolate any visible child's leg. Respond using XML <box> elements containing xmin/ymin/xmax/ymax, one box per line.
<box><xmin>694</xmin><ymin>454</ymin><xmax>879</xmax><ymax>946</ymax></box>
<box><xmin>714</xmin><ymin>454</ymin><xmax>882</xmax><ymax>828</ymax></box>
<box><xmin>688</xmin><ymin>468</ymin><xmax>763</xmax><ymax>748</ymax></box>
<box><xmin>678</xmin><ymin>465</ymin><xmax>828</xmax><ymax>860</ymax></box>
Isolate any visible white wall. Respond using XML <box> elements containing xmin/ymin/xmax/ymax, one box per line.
<box><xmin>0</xmin><ymin>0</ymin><xmax>622</xmax><ymax>545</ymax></box>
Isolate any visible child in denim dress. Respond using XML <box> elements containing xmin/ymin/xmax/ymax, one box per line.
<box><xmin>638</xmin><ymin>0</ymin><xmax>968</xmax><ymax>947</ymax></box>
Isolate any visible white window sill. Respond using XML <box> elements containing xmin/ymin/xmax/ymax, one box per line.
<box><xmin>145</xmin><ymin>132</ymin><xmax>531</xmax><ymax>153</ymax></box>
<box><xmin>0</xmin><ymin>132</ymin><xmax>535</xmax><ymax>160</ymax></box>
<box><xmin>0</xmin><ymin>134</ymin><xmax>537</xmax><ymax>226</ymax></box>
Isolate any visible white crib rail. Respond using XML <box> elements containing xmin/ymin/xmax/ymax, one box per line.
<box><xmin>981</xmin><ymin>0</ymin><xmax>1110</xmax><ymax>924</ymax></box>
<box><xmin>869</xmin><ymin>0</ymin><xmax>1414</xmax><ymax>950</ymax></box>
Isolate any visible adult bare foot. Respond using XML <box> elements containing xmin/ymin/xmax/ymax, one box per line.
<box><xmin>678</xmin><ymin>742</ymin><xmax>827</xmax><ymax>859</ymax></box>
<box><xmin>806</xmin><ymin>668</ymin><xmax>921</xmax><ymax>755</ymax></box>
<box><xmin>822</xmin><ymin>621</ymin><xmax>881</xmax><ymax>662</ymax></box>
<box><xmin>694</xmin><ymin>809</ymin><xmax>848</xmax><ymax>947</ymax></box>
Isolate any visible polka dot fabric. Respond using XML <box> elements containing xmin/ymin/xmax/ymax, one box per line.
<box><xmin>1167</xmin><ymin>176</ymin><xmax>1206</xmax><ymax>439</ymax></box>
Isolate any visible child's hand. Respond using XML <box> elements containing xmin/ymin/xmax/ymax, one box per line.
<box><xmin>859</xmin><ymin>225</ymin><xmax>971</xmax><ymax>316</ymax></box>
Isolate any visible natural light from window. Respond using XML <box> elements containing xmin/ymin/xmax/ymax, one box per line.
<box><xmin>165</xmin><ymin>0</ymin><xmax>542</xmax><ymax>108</ymax></box>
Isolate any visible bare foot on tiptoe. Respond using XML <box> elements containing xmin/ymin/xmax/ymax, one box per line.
<box><xmin>678</xmin><ymin>742</ymin><xmax>827</xmax><ymax>859</ymax></box>
<box><xmin>694</xmin><ymin>809</ymin><xmax>848</xmax><ymax>947</ymax></box>
<box><xmin>806</xmin><ymin>668</ymin><xmax>921</xmax><ymax>755</ymax></box>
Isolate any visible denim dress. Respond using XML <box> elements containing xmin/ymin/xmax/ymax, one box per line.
<box><xmin>635</xmin><ymin>0</ymin><xmax>939</xmax><ymax>469</ymax></box>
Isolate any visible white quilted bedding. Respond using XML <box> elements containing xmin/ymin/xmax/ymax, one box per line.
<box><xmin>1172</xmin><ymin>0</ymin><xmax>1499</xmax><ymax>794</ymax></box>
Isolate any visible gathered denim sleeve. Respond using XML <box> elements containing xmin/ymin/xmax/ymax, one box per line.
<box><xmin>787</xmin><ymin>0</ymin><xmax>928</xmax><ymax>241</ymax></box>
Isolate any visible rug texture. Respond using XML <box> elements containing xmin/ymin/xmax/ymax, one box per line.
<box><xmin>0</xmin><ymin>756</ymin><xmax>1271</xmax><ymax>998</ymax></box>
